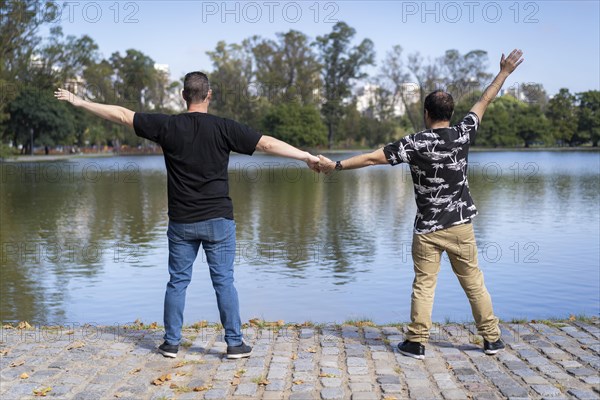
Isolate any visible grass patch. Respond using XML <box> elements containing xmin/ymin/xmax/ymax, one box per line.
<box><xmin>343</xmin><ymin>318</ymin><xmax>376</xmax><ymax>327</ymax></box>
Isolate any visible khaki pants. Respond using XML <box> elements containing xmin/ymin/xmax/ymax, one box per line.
<box><xmin>405</xmin><ymin>222</ymin><xmax>500</xmax><ymax>343</ymax></box>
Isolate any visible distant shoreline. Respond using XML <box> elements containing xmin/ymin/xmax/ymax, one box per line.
<box><xmin>2</xmin><ymin>146</ymin><xmax>599</xmax><ymax>162</ymax></box>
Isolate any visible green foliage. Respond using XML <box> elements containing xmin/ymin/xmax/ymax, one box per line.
<box><xmin>5</xmin><ymin>86</ymin><xmax>75</xmax><ymax>152</ymax></box>
<box><xmin>261</xmin><ymin>102</ymin><xmax>326</xmax><ymax>148</ymax></box>
<box><xmin>547</xmin><ymin>88</ymin><xmax>578</xmax><ymax>146</ymax></box>
<box><xmin>315</xmin><ymin>22</ymin><xmax>376</xmax><ymax>148</ymax></box>
<box><xmin>577</xmin><ymin>91</ymin><xmax>600</xmax><ymax>147</ymax></box>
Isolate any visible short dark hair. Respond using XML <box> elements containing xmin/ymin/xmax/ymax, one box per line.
<box><xmin>424</xmin><ymin>90</ymin><xmax>454</xmax><ymax>122</ymax></box>
<box><xmin>183</xmin><ymin>72</ymin><xmax>210</xmax><ymax>104</ymax></box>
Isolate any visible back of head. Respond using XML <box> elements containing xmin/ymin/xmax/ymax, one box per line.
<box><xmin>183</xmin><ymin>72</ymin><xmax>210</xmax><ymax>104</ymax></box>
<box><xmin>424</xmin><ymin>90</ymin><xmax>454</xmax><ymax>122</ymax></box>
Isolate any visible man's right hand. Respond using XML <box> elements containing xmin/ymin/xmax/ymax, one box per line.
<box><xmin>499</xmin><ymin>49</ymin><xmax>524</xmax><ymax>75</ymax></box>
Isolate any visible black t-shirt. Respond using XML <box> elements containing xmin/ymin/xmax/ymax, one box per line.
<box><xmin>383</xmin><ymin>112</ymin><xmax>479</xmax><ymax>234</ymax></box>
<box><xmin>133</xmin><ymin>112</ymin><xmax>262</xmax><ymax>223</ymax></box>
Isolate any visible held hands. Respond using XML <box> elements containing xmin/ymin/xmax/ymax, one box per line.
<box><xmin>317</xmin><ymin>155</ymin><xmax>336</xmax><ymax>175</ymax></box>
<box><xmin>54</xmin><ymin>88</ymin><xmax>84</xmax><ymax>106</ymax></box>
<box><xmin>305</xmin><ymin>153</ymin><xmax>321</xmax><ymax>173</ymax></box>
<box><xmin>500</xmin><ymin>49</ymin><xmax>524</xmax><ymax>75</ymax></box>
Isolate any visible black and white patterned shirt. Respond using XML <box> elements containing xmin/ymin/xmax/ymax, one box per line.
<box><xmin>383</xmin><ymin>112</ymin><xmax>479</xmax><ymax>235</ymax></box>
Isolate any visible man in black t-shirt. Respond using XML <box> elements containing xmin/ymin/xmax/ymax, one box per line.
<box><xmin>318</xmin><ymin>49</ymin><xmax>524</xmax><ymax>359</ymax></box>
<box><xmin>56</xmin><ymin>72</ymin><xmax>320</xmax><ymax>359</ymax></box>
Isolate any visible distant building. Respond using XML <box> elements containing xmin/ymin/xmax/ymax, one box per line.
<box><xmin>500</xmin><ymin>85</ymin><xmax>527</xmax><ymax>101</ymax></box>
<box><xmin>355</xmin><ymin>83</ymin><xmax>409</xmax><ymax>118</ymax></box>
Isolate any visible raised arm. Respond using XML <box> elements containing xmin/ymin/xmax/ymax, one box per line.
<box><xmin>470</xmin><ymin>49</ymin><xmax>524</xmax><ymax>122</ymax></box>
<box><xmin>54</xmin><ymin>88</ymin><xmax>135</xmax><ymax>128</ymax></box>
<box><xmin>317</xmin><ymin>148</ymin><xmax>388</xmax><ymax>174</ymax></box>
<box><xmin>255</xmin><ymin>135</ymin><xmax>320</xmax><ymax>172</ymax></box>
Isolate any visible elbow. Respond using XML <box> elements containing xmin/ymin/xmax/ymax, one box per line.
<box><xmin>257</xmin><ymin>136</ymin><xmax>275</xmax><ymax>152</ymax></box>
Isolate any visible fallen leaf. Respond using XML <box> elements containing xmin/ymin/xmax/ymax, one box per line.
<box><xmin>114</xmin><ymin>393</ymin><xmax>122</xmax><ymax>398</ymax></box>
<box><xmin>33</xmin><ymin>387</ymin><xmax>52</xmax><ymax>397</ymax></box>
<box><xmin>17</xmin><ymin>321</ymin><xmax>32</xmax><ymax>330</ymax></box>
<box><xmin>319</xmin><ymin>373</ymin><xmax>337</xmax><ymax>378</ymax></box>
<box><xmin>193</xmin><ymin>384</ymin><xmax>212</xmax><ymax>391</ymax></box>
<box><xmin>129</xmin><ymin>368</ymin><xmax>141</xmax><ymax>374</ymax></box>
<box><xmin>307</xmin><ymin>347</ymin><xmax>317</xmax><ymax>353</ymax></box>
<box><xmin>10</xmin><ymin>360</ymin><xmax>24</xmax><ymax>367</ymax></box>
<box><xmin>234</xmin><ymin>369</ymin><xmax>246</xmax><ymax>378</ymax></box>
<box><xmin>66</xmin><ymin>341</ymin><xmax>85</xmax><ymax>350</ymax></box>
<box><xmin>0</xmin><ymin>349</ymin><xmax>9</xmax><ymax>356</ymax></box>
<box><xmin>249</xmin><ymin>318</ymin><xmax>261</xmax><ymax>326</ymax></box>
<box><xmin>175</xmin><ymin>371</ymin><xmax>189</xmax><ymax>377</ymax></box>
<box><xmin>383</xmin><ymin>397</ymin><xmax>397</xmax><ymax>400</ymax></box>
<box><xmin>231</xmin><ymin>377</ymin><xmax>240</xmax><ymax>386</ymax></box>
<box><xmin>192</xmin><ymin>320</ymin><xmax>208</xmax><ymax>329</ymax></box>
<box><xmin>2</xmin><ymin>324</ymin><xmax>13</xmax><ymax>329</ymax></box>
<box><xmin>149</xmin><ymin>322</ymin><xmax>158</xmax><ymax>329</ymax></box>
<box><xmin>291</xmin><ymin>353</ymin><xmax>298</xmax><ymax>360</ymax></box>
<box><xmin>569</xmin><ymin>314</ymin><xmax>576</xmax><ymax>321</ymax></box>
<box><xmin>151</xmin><ymin>373</ymin><xmax>172</xmax><ymax>386</ymax></box>
<box><xmin>20</xmin><ymin>372</ymin><xmax>29</xmax><ymax>379</ymax></box>
<box><xmin>169</xmin><ymin>383</ymin><xmax>178</xmax><ymax>389</ymax></box>
<box><xmin>256</xmin><ymin>377</ymin><xmax>270</xmax><ymax>386</ymax></box>
<box><xmin>293</xmin><ymin>379</ymin><xmax>304</xmax><ymax>385</ymax></box>
<box><xmin>65</xmin><ymin>330</ymin><xmax>74</xmax><ymax>335</ymax></box>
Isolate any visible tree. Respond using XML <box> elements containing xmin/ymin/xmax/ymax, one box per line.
<box><xmin>547</xmin><ymin>88</ymin><xmax>578</xmax><ymax>146</ymax></box>
<box><xmin>110</xmin><ymin>49</ymin><xmax>156</xmax><ymax>111</ymax></box>
<box><xmin>6</xmin><ymin>86</ymin><xmax>75</xmax><ymax>153</ymax></box>
<box><xmin>521</xmin><ymin>83</ymin><xmax>548</xmax><ymax>111</ymax></box>
<box><xmin>207</xmin><ymin>41</ymin><xmax>263</xmax><ymax>126</ymax></box>
<box><xmin>577</xmin><ymin>91</ymin><xmax>600</xmax><ymax>146</ymax></box>
<box><xmin>438</xmin><ymin>49</ymin><xmax>492</xmax><ymax>102</ymax></box>
<box><xmin>261</xmin><ymin>102</ymin><xmax>326</xmax><ymax>148</ymax></box>
<box><xmin>314</xmin><ymin>22</ymin><xmax>375</xmax><ymax>148</ymax></box>
<box><xmin>250</xmin><ymin>30</ymin><xmax>321</xmax><ymax>105</ymax></box>
<box><xmin>515</xmin><ymin>104</ymin><xmax>551</xmax><ymax>147</ymax></box>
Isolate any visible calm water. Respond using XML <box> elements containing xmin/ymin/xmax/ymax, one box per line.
<box><xmin>1</xmin><ymin>151</ymin><xmax>599</xmax><ymax>326</ymax></box>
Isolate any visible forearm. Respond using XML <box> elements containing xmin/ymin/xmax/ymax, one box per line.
<box><xmin>256</xmin><ymin>136</ymin><xmax>312</xmax><ymax>162</ymax></box>
<box><xmin>480</xmin><ymin>70</ymin><xmax>510</xmax><ymax>105</ymax></box>
<box><xmin>339</xmin><ymin>148</ymin><xmax>387</xmax><ymax>170</ymax></box>
<box><xmin>77</xmin><ymin>100</ymin><xmax>134</xmax><ymax>126</ymax></box>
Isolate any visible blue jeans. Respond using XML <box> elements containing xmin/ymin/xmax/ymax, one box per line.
<box><xmin>164</xmin><ymin>218</ymin><xmax>243</xmax><ymax>346</ymax></box>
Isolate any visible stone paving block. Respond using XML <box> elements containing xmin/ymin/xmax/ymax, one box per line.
<box><xmin>234</xmin><ymin>382</ymin><xmax>258</xmax><ymax>397</ymax></box>
<box><xmin>531</xmin><ymin>384</ymin><xmax>564</xmax><ymax>397</ymax></box>
<box><xmin>567</xmin><ymin>389</ymin><xmax>600</xmax><ymax>399</ymax></box>
<box><xmin>264</xmin><ymin>378</ymin><xmax>286</xmax><ymax>391</ymax></box>
<box><xmin>351</xmin><ymin>392</ymin><xmax>379</xmax><ymax>400</ymax></box>
<box><xmin>321</xmin><ymin>387</ymin><xmax>345</xmax><ymax>399</ymax></box>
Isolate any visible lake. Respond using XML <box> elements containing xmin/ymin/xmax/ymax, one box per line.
<box><xmin>1</xmin><ymin>151</ymin><xmax>599</xmax><ymax>326</ymax></box>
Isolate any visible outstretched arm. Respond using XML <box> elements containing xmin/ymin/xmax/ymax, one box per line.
<box><xmin>317</xmin><ymin>148</ymin><xmax>388</xmax><ymax>174</ymax></box>
<box><xmin>54</xmin><ymin>88</ymin><xmax>135</xmax><ymax>128</ymax></box>
<box><xmin>255</xmin><ymin>135</ymin><xmax>320</xmax><ymax>172</ymax></box>
<box><xmin>470</xmin><ymin>49</ymin><xmax>524</xmax><ymax>122</ymax></box>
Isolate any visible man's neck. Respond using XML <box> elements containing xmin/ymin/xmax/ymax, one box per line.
<box><xmin>187</xmin><ymin>103</ymin><xmax>209</xmax><ymax>113</ymax></box>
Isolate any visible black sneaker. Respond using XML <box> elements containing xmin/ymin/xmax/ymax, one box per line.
<box><xmin>398</xmin><ymin>340</ymin><xmax>425</xmax><ymax>360</ymax></box>
<box><xmin>158</xmin><ymin>341</ymin><xmax>179</xmax><ymax>358</ymax></box>
<box><xmin>226</xmin><ymin>342</ymin><xmax>252</xmax><ymax>359</ymax></box>
<box><xmin>484</xmin><ymin>338</ymin><xmax>505</xmax><ymax>355</ymax></box>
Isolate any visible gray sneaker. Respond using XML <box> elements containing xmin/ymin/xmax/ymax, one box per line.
<box><xmin>484</xmin><ymin>338</ymin><xmax>505</xmax><ymax>355</ymax></box>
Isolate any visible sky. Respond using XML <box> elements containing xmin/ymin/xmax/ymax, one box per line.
<box><xmin>37</xmin><ymin>0</ymin><xmax>600</xmax><ymax>96</ymax></box>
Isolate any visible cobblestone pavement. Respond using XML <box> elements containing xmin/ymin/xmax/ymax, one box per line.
<box><xmin>1</xmin><ymin>319</ymin><xmax>598</xmax><ymax>400</ymax></box>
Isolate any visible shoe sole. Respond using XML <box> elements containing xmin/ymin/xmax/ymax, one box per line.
<box><xmin>399</xmin><ymin>349</ymin><xmax>425</xmax><ymax>360</ymax></box>
<box><xmin>226</xmin><ymin>351</ymin><xmax>252</xmax><ymax>359</ymax></box>
<box><xmin>484</xmin><ymin>348</ymin><xmax>504</xmax><ymax>355</ymax></box>
<box><xmin>158</xmin><ymin>349</ymin><xmax>178</xmax><ymax>358</ymax></box>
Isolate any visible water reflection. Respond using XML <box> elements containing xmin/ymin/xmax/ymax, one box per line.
<box><xmin>1</xmin><ymin>151</ymin><xmax>599</xmax><ymax>324</ymax></box>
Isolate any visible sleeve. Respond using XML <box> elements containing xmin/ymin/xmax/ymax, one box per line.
<box><xmin>383</xmin><ymin>135</ymin><xmax>414</xmax><ymax>166</ymax></box>
<box><xmin>133</xmin><ymin>113</ymin><xmax>170</xmax><ymax>144</ymax></box>
<box><xmin>223</xmin><ymin>118</ymin><xmax>263</xmax><ymax>155</ymax></box>
<box><xmin>458</xmin><ymin>112</ymin><xmax>479</xmax><ymax>143</ymax></box>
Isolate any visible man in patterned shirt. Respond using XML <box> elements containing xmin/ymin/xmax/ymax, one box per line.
<box><xmin>318</xmin><ymin>49</ymin><xmax>524</xmax><ymax>359</ymax></box>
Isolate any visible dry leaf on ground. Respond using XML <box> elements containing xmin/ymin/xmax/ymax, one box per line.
<box><xmin>151</xmin><ymin>373</ymin><xmax>172</xmax><ymax>386</ymax></box>
<box><xmin>20</xmin><ymin>372</ymin><xmax>29</xmax><ymax>379</ymax></box>
<box><xmin>66</xmin><ymin>341</ymin><xmax>85</xmax><ymax>350</ymax></box>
